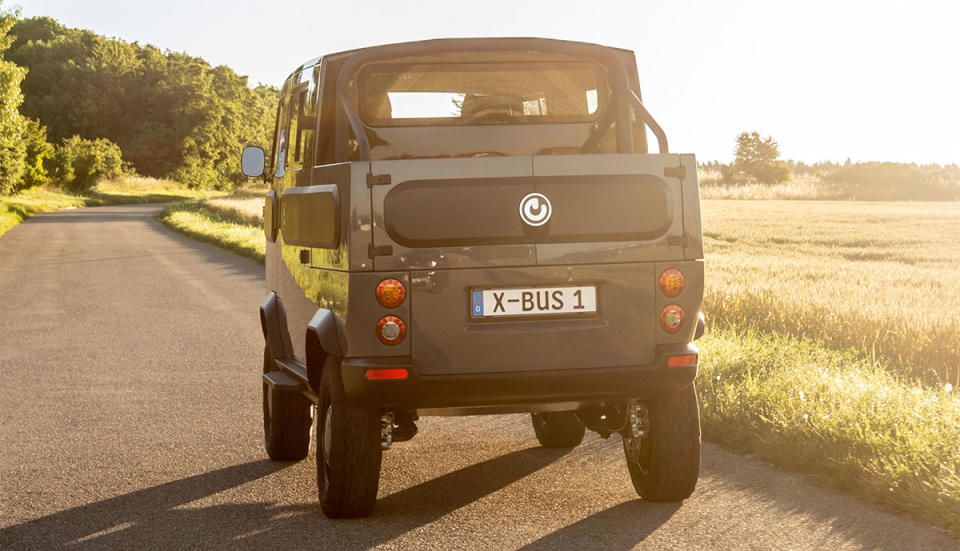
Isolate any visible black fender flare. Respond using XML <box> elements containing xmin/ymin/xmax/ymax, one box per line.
<box><xmin>260</xmin><ymin>291</ymin><xmax>294</xmax><ymax>360</ymax></box>
<box><xmin>694</xmin><ymin>312</ymin><xmax>706</xmax><ymax>340</ymax></box>
<box><xmin>305</xmin><ymin>309</ymin><xmax>346</xmax><ymax>392</ymax></box>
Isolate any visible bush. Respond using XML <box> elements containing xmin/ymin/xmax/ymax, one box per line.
<box><xmin>46</xmin><ymin>135</ymin><xmax>123</xmax><ymax>192</ymax></box>
<box><xmin>19</xmin><ymin>118</ymin><xmax>52</xmax><ymax>190</ymax></box>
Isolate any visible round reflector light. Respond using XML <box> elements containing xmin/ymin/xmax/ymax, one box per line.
<box><xmin>376</xmin><ymin>278</ymin><xmax>406</xmax><ymax>308</ymax></box>
<box><xmin>658</xmin><ymin>268</ymin><xmax>685</xmax><ymax>298</ymax></box>
<box><xmin>376</xmin><ymin>316</ymin><xmax>406</xmax><ymax>345</ymax></box>
<box><xmin>659</xmin><ymin>305</ymin><xmax>685</xmax><ymax>334</ymax></box>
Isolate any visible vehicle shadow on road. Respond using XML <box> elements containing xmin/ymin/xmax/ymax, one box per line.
<box><xmin>0</xmin><ymin>460</ymin><xmax>290</xmax><ymax>550</ymax></box>
<box><xmin>248</xmin><ymin>446</ymin><xmax>572</xmax><ymax>550</ymax></box>
<box><xmin>519</xmin><ymin>501</ymin><xmax>681</xmax><ymax>551</ymax></box>
<box><xmin>0</xmin><ymin>447</ymin><xmax>568</xmax><ymax>550</ymax></box>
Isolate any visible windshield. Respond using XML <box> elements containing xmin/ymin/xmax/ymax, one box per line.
<box><xmin>358</xmin><ymin>61</ymin><xmax>606</xmax><ymax>126</ymax></box>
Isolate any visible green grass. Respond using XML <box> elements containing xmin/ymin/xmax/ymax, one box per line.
<box><xmin>1</xmin><ymin>188</ymin><xmax>87</xmax><ymax>236</ymax></box>
<box><xmin>699</xmin><ymin>327</ymin><xmax>960</xmax><ymax>536</ymax></box>
<box><xmin>156</xmin><ymin>199</ymin><xmax>265</xmax><ymax>263</ymax></box>
<box><xmin>0</xmin><ymin>176</ymin><xmax>217</xmax><ymax>238</ymax></box>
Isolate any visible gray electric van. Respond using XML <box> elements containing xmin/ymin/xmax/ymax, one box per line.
<box><xmin>241</xmin><ymin>37</ymin><xmax>705</xmax><ymax>518</ymax></box>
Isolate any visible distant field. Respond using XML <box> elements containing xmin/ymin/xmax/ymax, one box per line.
<box><xmin>701</xmin><ymin>200</ymin><xmax>960</xmax><ymax>386</ymax></box>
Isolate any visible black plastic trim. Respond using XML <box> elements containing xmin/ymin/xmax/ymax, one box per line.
<box><xmin>340</xmin><ymin>343</ymin><xmax>698</xmax><ymax>409</ymax></box>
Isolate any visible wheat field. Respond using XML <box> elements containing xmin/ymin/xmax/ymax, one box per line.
<box><xmin>701</xmin><ymin>200</ymin><xmax>960</xmax><ymax>385</ymax></box>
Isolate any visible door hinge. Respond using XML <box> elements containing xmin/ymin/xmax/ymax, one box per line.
<box><xmin>368</xmin><ymin>244</ymin><xmax>393</xmax><ymax>258</ymax></box>
<box><xmin>664</xmin><ymin>165</ymin><xmax>686</xmax><ymax>179</ymax></box>
<box><xmin>367</xmin><ymin>173</ymin><xmax>391</xmax><ymax>188</ymax></box>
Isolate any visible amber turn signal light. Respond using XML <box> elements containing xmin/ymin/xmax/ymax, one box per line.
<box><xmin>376</xmin><ymin>278</ymin><xmax>406</xmax><ymax>308</ymax></box>
<box><xmin>376</xmin><ymin>315</ymin><xmax>406</xmax><ymax>345</ymax></box>
<box><xmin>658</xmin><ymin>268</ymin><xmax>685</xmax><ymax>298</ymax></box>
<box><xmin>659</xmin><ymin>304</ymin><xmax>685</xmax><ymax>334</ymax></box>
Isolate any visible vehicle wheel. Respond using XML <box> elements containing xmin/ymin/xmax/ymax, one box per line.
<box><xmin>316</xmin><ymin>356</ymin><xmax>382</xmax><ymax>518</ymax></box>
<box><xmin>531</xmin><ymin>412</ymin><xmax>585</xmax><ymax>448</ymax></box>
<box><xmin>622</xmin><ymin>383</ymin><xmax>701</xmax><ymax>501</ymax></box>
<box><xmin>262</xmin><ymin>347</ymin><xmax>312</xmax><ymax>461</ymax></box>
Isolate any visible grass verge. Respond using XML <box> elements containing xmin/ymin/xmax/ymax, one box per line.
<box><xmin>0</xmin><ymin>176</ymin><xmax>217</xmax><ymax>238</ymax></box>
<box><xmin>156</xmin><ymin>199</ymin><xmax>265</xmax><ymax>263</ymax></box>
<box><xmin>699</xmin><ymin>326</ymin><xmax>960</xmax><ymax>536</ymax></box>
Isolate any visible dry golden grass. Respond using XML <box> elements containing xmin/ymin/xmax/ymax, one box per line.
<box><xmin>702</xmin><ymin>199</ymin><xmax>960</xmax><ymax>385</ymax></box>
<box><xmin>700</xmin><ymin>173</ymin><xmax>848</xmax><ymax>200</ymax></box>
<box><xmin>203</xmin><ymin>196</ymin><xmax>263</xmax><ymax>227</ymax></box>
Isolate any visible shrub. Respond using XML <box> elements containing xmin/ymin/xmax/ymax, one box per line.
<box><xmin>19</xmin><ymin>118</ymin><xmax>53</xmax><ymax>190</ymax></box>
<box><xmin>46</xmin><ymin>135</ymin><xmax>123</xmax><ymax>192</ymax></box>
<box><xmin>174</xmin><ymin>154</ymin><xmax>233</xmax><ymax>191</ymax></box>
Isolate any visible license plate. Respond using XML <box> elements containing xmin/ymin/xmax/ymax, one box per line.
<box><xmin>471</xmin><ymin>286</ymin><xmax>597</xmax><ymax>318</ymax></box>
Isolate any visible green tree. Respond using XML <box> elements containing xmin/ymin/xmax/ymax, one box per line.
<box><xmin>0</xmin><ymin>1</ymin><xmax>27</xmax><ymax>194</ymax></box>
<box><xmin>7</xmin><ymin>17</ymin><xmax>278</xmax><ymax>189</ymax></box>
<box><xmin>733</xmin><ymin>131</ymin><xmax>790</xmax><ymax>184</ymax></box>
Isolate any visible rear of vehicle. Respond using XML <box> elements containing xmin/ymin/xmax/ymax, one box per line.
<box><xmin>254</xmin><ymin>39</ymin><xmax>705</xmax><ymax>518</ymax></box>
<box><xmin>338</xmin><ymin>44</ymin><xmax>704</xmax><ymax>413</ymax></box>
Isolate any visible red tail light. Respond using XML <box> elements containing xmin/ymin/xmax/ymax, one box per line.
<box><xmin>658</xmin><ymin>268</ymin><xmax>685</xmax><ymax>298</ymax></box>
<box><xmin>667</xmin><ymin>354</ymin><xmax>698</xmax><ymax>367</ymax></box>
<box><xmin>376</xmin><ymin>278</ymin><xmax>406</xmax><ymax>309</ymax></box>
<box><xmin>365</xmin><ymin>368</ymin><xmax>409</xmax><ymax>380</ymax></box>
<box><xmin>376</xmin><ymin>316</ymin><xmax>406</xmax><ymax>345</ymax></box>
<box><xmin>659</xmin><ymin>305</ymin><xmax>685</xmax><ymax>334</ymax></box>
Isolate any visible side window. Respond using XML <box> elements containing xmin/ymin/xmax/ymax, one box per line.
<box><xmin>316</xmin><ymin>62</ymin><xmax>337</xmax><ymax>165</ymax></box>
<box><xmin>285</xmin><ymin>65</ymin><xmax>319</xmax><ymax>171</ymax></box>
<box><xmin>271</xmin><ymin>94</ymin><xmax>288</xmax><ymax>179</ymax></box>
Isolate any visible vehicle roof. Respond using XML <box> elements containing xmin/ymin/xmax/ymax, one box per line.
<box><xmin>284</xmin><ymin>37</ymin><xmax>635</xmax><ymax>84</ymax></box>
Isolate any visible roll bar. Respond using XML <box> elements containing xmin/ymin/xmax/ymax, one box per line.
<box><xmin>333</xmin><ymin>38</ymin><xmax>669</xmax><ymax>161</ymax></box>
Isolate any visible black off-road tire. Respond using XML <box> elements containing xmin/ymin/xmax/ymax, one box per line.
<box><xmin>262</xmin><ymin>347</ymin><xmax>312</xmax><ymax>461</ymax></box>
<box><xmin>316</xmin><ymin>356</ymin><xmax>382</xmax><ymax>518</ymax></box>
<box><xmin>622</xmin><ymin>383</ymin><xmax>701</xmax><ymax>501</ymax></box>
<box><xmin>531</xmin><ymin>412</ymin><xmax>586</xmax><ymax>448</ymax></box>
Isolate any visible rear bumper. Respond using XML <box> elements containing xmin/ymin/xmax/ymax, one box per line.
<box><xmin>341</xmin><ymin>343</ymin><xmax>698</xmax><ymax>411</ymax></box>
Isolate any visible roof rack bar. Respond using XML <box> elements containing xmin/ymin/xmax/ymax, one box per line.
<box><xmin>334</xmin><ymin>38</ymin><xmax>644</xmax><ymax>161</ymax></box>
<box><xmin>629</xmin><ymin>90</ymin><xmax>669</xmax><ymax>154</ymax></box>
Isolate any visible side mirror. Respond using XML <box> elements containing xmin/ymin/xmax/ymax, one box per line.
<box><xmin>241</xmin><ymin>146</ymin><xmax>265</xmax><ymax>178</ymax></box>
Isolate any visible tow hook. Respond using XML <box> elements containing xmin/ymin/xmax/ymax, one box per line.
<box><xmin>380</xmin><ymin>412</ymin><xmax>395</xmax><ymax>450</ymax></box>
<box><xmin>627</xmin><ymin>400</ymin><xmax>650</xmax><ymax>439</ymax></box>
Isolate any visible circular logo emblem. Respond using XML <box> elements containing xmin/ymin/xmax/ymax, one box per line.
<box><xmin>519</xmin><ymin>192</ymin><xmax>552</xmax><ymax>227</ymax></box>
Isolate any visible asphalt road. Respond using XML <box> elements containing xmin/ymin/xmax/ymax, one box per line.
<box><xmin>0</xmin><ymin>204</ymin><xmax>956</xmax><ymax>550</ymax></box>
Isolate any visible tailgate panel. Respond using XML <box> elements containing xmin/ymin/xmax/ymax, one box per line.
<box><xmin>370</xmin><ymin>157</ymin><xmax>536</xmax><ymax>271</ymax></box>
<box><xmin>533</xmin><ymin>153</ymin><xmax>684</xmax><ymax>265</ymax></box>
<box><xmin>409</xmin><ymin>263</ymin><xmax>657</xmax><ymax>375</ymax></box>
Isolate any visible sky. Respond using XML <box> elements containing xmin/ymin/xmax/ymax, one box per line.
<box><xmin>15</xmin><ymin>0</ymin><xmax>960</xmax><ymax>165</ymax></box>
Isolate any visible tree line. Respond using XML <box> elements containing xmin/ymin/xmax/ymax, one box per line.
<box><xmin>0</xmin><ymin>3</ymin><xmax>277</xmax><ymax>195</ymax></box>
<box><xmin>701</xmin><ymin>131</ymin><xmax>959</xmax><ymax>200</ymax></box>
